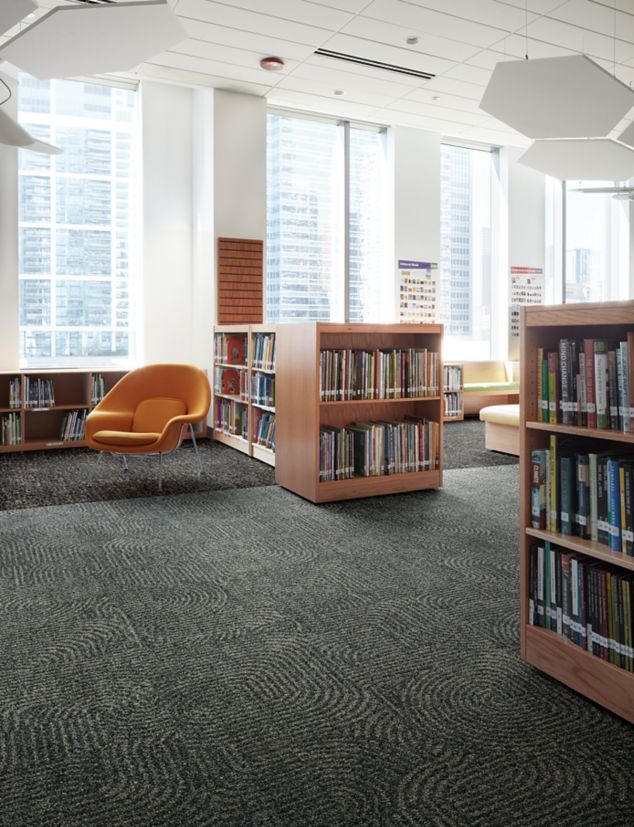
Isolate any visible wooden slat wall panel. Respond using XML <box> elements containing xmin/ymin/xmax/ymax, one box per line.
<box><xmin>217</xmin><ymin>237</ymin><xmax>263</xmax><ymax>324</ymax></box>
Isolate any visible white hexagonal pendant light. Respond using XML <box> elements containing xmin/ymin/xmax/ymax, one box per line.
<box><xmin>0</xmin><ymin>0</ymin><xmax>185</xmax><ymax>80</ymax></box>
<box><xmin>519</xmin><ymin>138</ymin><xmax>634</xmax><ymax>180</ymax></box>
<box><xmin>480</xmin><ymin>55</ymin><xmax>634</xmax><ymax>139</ymax></box>
<box><xmin>0</xmin><ymin>108</ymin><xmax>62</xmax><ymax>155</ymax></box>
<box><xmin>0</xmin><ymin>0</ymin><xmax>36</xmax><ymax>36</ymax></box>
<box><xmin>618</xmin><ymin>121</ymin><xmax>634</xmax><ymax>149</ymax></box>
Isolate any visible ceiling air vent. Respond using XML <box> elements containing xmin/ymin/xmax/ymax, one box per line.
<box><xmin>314</xmin><ymin>48</ymin><xmax>435</xmax><ymax>81</ymax></box>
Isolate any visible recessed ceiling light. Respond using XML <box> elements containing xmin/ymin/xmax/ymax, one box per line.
<box><xmin>259</xmin><ymin>56</ymin><xmax>285</xmax><ymax>71</ymax></box>
<box><xmin>406</xmin><ymin>36</ymin><xmax>419</xmax><ymax>45</ymax></box>
<box><xmin>432</xmin><ymin>95</ymin><xmax>440</xmax><ymax>101</ymax></box>
<box><xmin>333</xmin><ymin>89</ymin><xmax>344</xmax><ymax>96</ymax></box>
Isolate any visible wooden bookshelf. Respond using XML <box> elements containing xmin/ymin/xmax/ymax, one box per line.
<box><xmin>520</xmin><ymin>301</ymin><xmax>634</xmax><ymax>723</ymax></box>
<box><xmin>212</xmin><ymin>325</ymin><xmax>276</xmax><ymax>466</ymax></box>
<box><xmin>0</xmin><ymin>368</ymin><xmax>126</xmax><ymax>452</ymax></box>
<box><xmin>443</xmin><ymin>362</ymin><xmax>464</xmax><ymax>422</ymax></box>
<box><xmin>275</xmin><ymin>322</ymin><xmax>443</xmax><ymax>503</ymax></box>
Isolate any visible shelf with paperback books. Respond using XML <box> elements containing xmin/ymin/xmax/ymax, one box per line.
<box><xmin>443</xmin><ymin>363</ymin><xmax>464</xmax><ymax>422</ymax></box>
<box><xmin>0</xmin><ymin>369</ymin><xmax>128</xmax><ymax>453</ymax></box>
<box><xmin>275</xmin><ymin>323</ymin><xmax>443</xmax><ymax>503</ymax></box>
<box><xmin>212</xmin><ymin>325</ymin><xmax>276</xmax><ymax>466</ymax></box>
<box><xmin>520</xmin><ymin>301</ymin><xmax>634</xmax><ymax>722</ymax></box>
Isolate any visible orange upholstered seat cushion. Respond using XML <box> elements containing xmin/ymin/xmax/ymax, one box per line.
<box><xmin>132</xmin><ymin>397</ymin><xmax>187</xmax><ymax>433</ymax></box>
<box><xmin>92</xmin><ymin>431</ymin><xmax>160</xmax><ymax>447</ymax></box>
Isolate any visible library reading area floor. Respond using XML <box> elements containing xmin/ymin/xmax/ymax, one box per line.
<box><xmin>0</xmin><ymin>422</ymin><xmax>631</xmax><ymax>826</ymax></box>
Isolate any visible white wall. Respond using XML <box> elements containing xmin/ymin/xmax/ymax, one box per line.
<box><xmin>212</xmin><ymin>90</ymin><xmax>267</xmax><ymax>244</ymax></box>
<box><xmin>0</xmin><ymin>75</ymin><xmax>20</xmax><ymax>370</ymax></box>
<box><xmin>390</xmin><ymin>127</ymin><xmax>441</xmax><ymax>321</ymax></box>
<box><xmin>141</xmin><ymin>80</ymin><xmax>195</xmax><ymax>364</ymax></box>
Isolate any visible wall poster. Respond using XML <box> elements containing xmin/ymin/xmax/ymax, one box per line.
<box><xmin>398</xmin><ymin>260</ymin><xmax>439</xmax><ymax>323</ymax></box>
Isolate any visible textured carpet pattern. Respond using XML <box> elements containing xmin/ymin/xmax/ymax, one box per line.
<box><xmin>0</xmin><ymin>466</ymin><xmax>631</xmax><ymax>826</ymax></box>
<box><xmin>0</xmin><ymin>420</ymin><xmax>514</xmax><ymax>511</ymax></box>
<box><xmin>443</xmin><ymin>417</ymin><xmax>518</xmax><ymax>470</ymax></box>
<box><xmin>0</xmin><ymin>440</ymin><xmax>276</xmax><ymax>510</ymax></box>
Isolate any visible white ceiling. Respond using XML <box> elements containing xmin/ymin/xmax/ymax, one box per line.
<box><xmin>3</xmin><ymin>0</ymin><xmax>634</xmax><ymax>147</ymax></box>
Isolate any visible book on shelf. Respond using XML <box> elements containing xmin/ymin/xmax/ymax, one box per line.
<box><xmin>538</xmin><ymin>333</ymin><xmax>634</xmax><ymax>432</ymax></box>
<box><xmin>59</xmin><ymin>410</ymin><xmax>87</xmax><ymax>442</ymax></box>
<box><xmin>319</xmin><ymin>417</ymin><xmax>439</xmax><ymax>481</ymax></box>
<box><xmin>529</xmin><ymin>541</ymin><xmax>634</xmax><ymax>673</ymax></box>
<box><xmin>251</xmin><ymin>372</ymin><xmax>275</xmax><ymax>407</ymax></box>
<box><xmin>253</xmin><ymin>332</ymin><xmax>276</xmax><ymax>370</ymax></box>
<box><xmin>214</xmin><ymin>397</ymin><xmax>248</xmax><ymax>439</ymax></box>
<box><xmin>9</xmin><ymin>377</ymin><xmax>21</xmax><ymax>409</ymax></box>
<box><xmin>253</xmin><ymin>410</ymin><xmax>275</xmax><ymax>450</ymax></box>
<box><xmin>532</xmin><ymin>436</ymin><xmax>634</xmax><ymax>556</ymax></box>
<box><xmin>320</xmin><ymin>347</ymin><xmax>440</xmax><ymax>401</ymax></box>
<box><xmin>443</xmin><ymin>391</ymin><xmax>463</xmax><ymax>418</ymax></box>
<box><xmin>214</xmin><ymin>333</ymin><xmax>247</xmax><ymax>366</ymax></box>
<box><xmin>23</xmin><ymin>377</ymin><xmax>55</xmax><ymax>408</ymax></box>
<box><xmin>0</xmin><ymin>412</ymin><xmax>21</xmax><ymax>445</ymax></box>
<box><xmin>443</xmin><ymin>364</ymin><xmax>463</xmax><ymax>391</ymax></box>
<box><xmin>91</xmin><ymin>374</ymin><xmax>106</xmax><ymax>405</ymax></box>
<box><xmin>214</xmin><ymin>367</ymin><xmax>248</xmax><ymax>400</ymax></box>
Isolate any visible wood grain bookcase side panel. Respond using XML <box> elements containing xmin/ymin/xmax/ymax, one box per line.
<box><xmin>275</xmin><ymin>322</ymin><xmax>443</xmax><ymax>503</ymax></box>
<box><xmin>519</xmin><ymin>302</ymin><xmax>634</xmax><ymax>723</ymax></box>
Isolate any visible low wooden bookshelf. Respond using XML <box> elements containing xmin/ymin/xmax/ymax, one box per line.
<box><xmin>212</xmin><ymin>325</ymin><xmax>276</xmax><ymax>466</ymax></box>
<box><xmin>520</xmin><ymin>300</ymin><xmax>634</xmax><ymax>723</ymax></box>
<box><xmin>443</xmin><ymin>363</ymin><xmax>464</xmax><ymax>422</ymax></box>
<box><xmin>0</xmin><ymin>368</ymin><xmax>126</xmax><ymax>452</ymax></box>
<box><xmin>275</xmin><ymin>322</ymin><xmax>443</xmax><ymax>503</ymax></box>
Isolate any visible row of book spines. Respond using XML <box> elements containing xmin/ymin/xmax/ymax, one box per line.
<box><xmin>254</xmin><ymin>411</ymin><xmax>275</xmax><ymax>449</ymax></box>
<box><xmin>214</xmin><ymin>334</ymin><xmax>248</xmax><ymax>366</ymax></box>
<box><xmin>23</xmin><ymin>378</ymin><xmax>55</xmax><ymax>408</ymax></box>
<box><xmin>443</xmin><ymin>392</ymin><xmax>463</xmax><ymax>417</ymax></box>
<box><xmin>251</xmin><ymin>374</ymin><xmax>275</xmax><ymax>407</ymax></box>
<box><xmin>0</xmin><ymin>412</ymin><xmax>21</xmax><ymax>445</ymax></box>
<box><xmin>529</xmin><ymin>543</ymin><xmax>634</xmax><ymax>672</ymax></box>
<box><xmin>320</xmin><ymin>348</ymin><xmax>440</xmax><ymax>401</ymax></box>
<box><xmin>537</xmin><ymin>337</ymin><xmax>634</xmax><ymax>431</ymax></box>
<box><xmin>531</xmin><ymin>441</ymin><xmax>634</xmax><ymax>555</ymax></box>
<box><xmin>252</xmin><ymin>333</ymin><xmax>276</xmax><ymax>370</ymax></box>
<box><xmin>319</xmin><ymin>418</ymin><xmax>439</xmax><ymax>481</ymax></box>
<box><xmin>442</xmin><ymin>366</ymin><xmax>463</xmax><ymax>390</ymax></box>
<box><xmin>91</xmin><ymin>374</ymin><xmax>106</xmax><ymax>404</ymax></box>
<box><xmin>59</xmin><ymin>410</ymin><xmax>87</xmax><ymax>441</ymax></box>
<box><xmin>214</xmin><ymin>397</ymin><xmax>248</xmax><ymax>438</ymax></box>
<box><xmin>8</xmin><ymin>378</ymin><xmax>20</xmax><ymax>408</ymax></box>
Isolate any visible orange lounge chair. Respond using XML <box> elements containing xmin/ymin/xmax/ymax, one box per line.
<box><xmin>86</xmin><ymin>364</ymin><xmax>211</xmax><ymax>490</ymax></box>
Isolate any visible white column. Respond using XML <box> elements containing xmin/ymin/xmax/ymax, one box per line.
<box><xmin>389</xmin><ymin>126</ymin><xmax>441</xmax><ymax>322</ymax></box>
<box><xmin>0</xmin><ymin>75</ymin><xmax>20</xmax><ymax>369</ymax></box>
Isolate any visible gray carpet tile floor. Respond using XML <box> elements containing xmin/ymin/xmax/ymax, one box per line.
<box><xmin>0</xmin><ymin>466</ymin><xmax>631</xmax><ymax>826</ymax></box>
<box><xmin>0</xmin><ymin>419</ymin><xmax>515</xmax><ymax>511</ymax></box>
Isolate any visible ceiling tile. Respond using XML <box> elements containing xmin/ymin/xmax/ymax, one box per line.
<box><xmin>386</xmin><ymin>98</ymin><xmax>487</xmax><ymax>125</ymax></box>
<box><xmin>180</xmin><ymin>19</ymin><xmax>316</xmax><ymax>62</ymax></box>
<box><xmin>150</xmin><ymin>50</ymin><xmax>279</xmax><ymax>87</ymax></box>
<box><xmin>267</xmin><ymin>87</ymin><xmax>382</xmax><ymax>120</ymax></box>
<box><xmin>341</xmin><ymin>14</ymin><xmax>482</xmax><ymax>63</ymax></box>
<box><xmin>174</xmin><ymin>39</ymin><xmax>301</xmax><ymax>74</ymax></box>
<box><xmin>548</xmin><ymin>0</ymin><xmax>634</xmax><ymax>43</ymax></box>
<box><xmin>323</xmin><ymin>32</ymin><xmax>457</xmax><ymax>75</ymax></box>
<box><xmin>176</xmin><ymin>0</ymin><xmax>334</xmax><ymax>45</ymax></box>
<box><xmin>442</xmin><ymin>63</ymin><xmax>492</xmax><ymax>86</ymax></box>
<box><xmin>362</xmin><ymin>0</ymin><xmax>507</xmax><ymax>48</ymax></box>
<box><xmin>404</xmin><ymin>86</ymin><xmax>484</xmax><ymax>113</ymax></box>
<box><xmin>401</xmin><ymin>0</ymin><xmax>541</xmax><ymax>32</ymax></box>
<box><xmin>200</xmin><ymin>0</ymin><xmax>356</xmax><ymax>30</ymax></box>
<box><xmin>140</xmin><ymin>61</ymin><xmax>271</xmax><ymax>96</ymax></box>
<box><xmin>274</xmin><ymin>74</ymin><xmax>399</xmax><ymax>107</ymax></box>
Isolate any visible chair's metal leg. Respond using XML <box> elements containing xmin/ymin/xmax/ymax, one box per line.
<box><xmin>189</xmin><ymin>423</ymin><xmax>203</xmax><ymax>475</ymax></box>
<box><xmin>121</xmin><ymin>454</ymin><xmax>128</xmax><ymax>471</ymax></box>
<box><xmin>158</xmin><ymin>453</ymin><xmax>163</xmax><ymax>492</ymax></box>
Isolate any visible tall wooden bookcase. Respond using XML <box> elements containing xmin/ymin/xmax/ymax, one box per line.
<box><xmin>520</xmin><ymin>301</ymin><xmax>634</xmax><ymax>723</ymax></box>
<box><xmin>275</xmin><ymin>322</ymin><xmax>443</xmax><ymax>503</ymax></box>
<box><xmin>0</xmin><ymin>368</ymin><xmax>126</xmax><ymax>452</ymax></box>
<box><xmin>212</xmin><ymin>325</ymin><xmax>276</xmax><ymax>467</ymax></box>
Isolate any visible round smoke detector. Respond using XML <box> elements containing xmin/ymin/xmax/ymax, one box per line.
<box><xmin>260</xmin><ymin>56</ymin><xmax>285</xmax><ymax>71</ymax></box>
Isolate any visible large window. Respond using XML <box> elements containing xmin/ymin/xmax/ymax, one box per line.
<box><xmin>18</xmin><ymin>76</ymin><xmax>139</xmax><ymax>366</ymax></box>
<box><xmin>564</xmin><ymin>180</ymin><xmax>630</xmax><ymax>303</ymax></box>
<box><xmin>266</xmin><ymin>112</ymin><xmax>388</xmax><ymax>323</ymax></box>
<box><xmin>440</xmin><ymin>144</ymin><xmax>497</xmax><ymax>361</ymax></box>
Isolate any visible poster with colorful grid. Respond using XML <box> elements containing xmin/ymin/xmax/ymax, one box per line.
<box><xmin>398</xmin><ymin>260</ymin><xmax>439</xmax><ymax>323</ymax></box>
